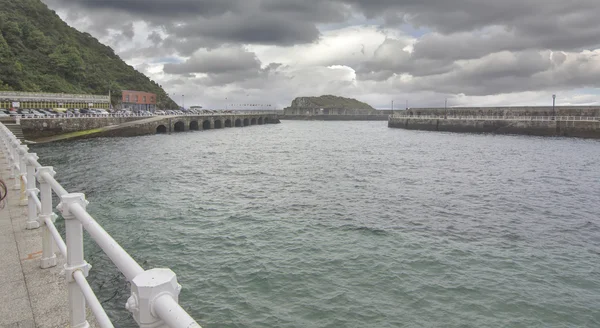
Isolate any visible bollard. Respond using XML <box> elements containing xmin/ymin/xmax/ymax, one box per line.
<box><xmin>57</xmin><ymin>193</ymin><xmax>91</xmax><ymax>328</ymax></box>
<box><xmin>36</xmin><ymin>167</ymin><xmax>57</xmax><ymax>268</ymax></box>
<box><xmin>18</xmin><ymin>145</ymin><xmax>28</xmax><ymax>206</ymax></box>
<box><xmin>25</xmin><ymin>153</ymin><xmax>40</xmax><ymax>229</ymax></box>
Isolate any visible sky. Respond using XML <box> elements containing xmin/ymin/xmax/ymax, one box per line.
<box><xmin>42</xmin><ymin>0</ymin><xmax>600</xmax><ymax>109</ymax></box>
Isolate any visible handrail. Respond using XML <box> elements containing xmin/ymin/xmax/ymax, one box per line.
<box><xmin>42</xmin><ymin>215</ymin><xmax>67</xmax><ymax>257</ymax></box>
<box><xmin>390</xmin><ymin>115</ymin><xmax>600</xmax><ymax>122</ymax></box>
<box><xmin>5</xmin><ymin>111</ymin><xmax>279</xmax><ymax>120</ymax></box>
<box><xmin>0</xmin><ymin>122</ymin><xmax>203</xmax><ymax>328</ymax></box>
<box><xmin>68</xmin><ymin>202</ymin><xmax>144</xmax><ymax>281</ymax></box>
<box><xmin>40</xmin><ymin>171</ymin><xmax>68</xmax><ymax>197</ymax></box>
<box><xmin>73</xmin><ymin>270</ymin><xmax>114</xmax><ymax>328</ymax></box>
<box><xmin>9</xmin><ymin>111</ymin><xmax>278</xmax><ymax>120</ymax></box>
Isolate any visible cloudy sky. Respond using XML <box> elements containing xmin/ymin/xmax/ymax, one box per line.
<box><xmin>42</xmin><ymin>0</ymin><xmax>600</xmax><ymax>109</ymax></box>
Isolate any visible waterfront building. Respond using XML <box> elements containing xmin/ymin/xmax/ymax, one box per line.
<box><xmin>0</xmin><ymin>91</ymin><xmax>110</xmax><ymax>110</ymax></box>
<box><xmin>121</xmin><ymin>90</ymin><xmax>157</xmax><ymax>112</ymax></box>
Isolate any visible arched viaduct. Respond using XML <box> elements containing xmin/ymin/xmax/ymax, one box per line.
<box><xmin>152</xmin><ymin>114</ymin><xmax>279</xmax><ymax>134</ymax></box>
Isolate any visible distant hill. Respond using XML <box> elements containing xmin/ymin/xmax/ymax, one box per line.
<box><xmin>286</xmin><ymin>95</ymin><xmax>375</xmax><ymax>110</ymax></box>
<box><xmin>0</xmin><ymin>0</ymin><xmax>176</xmax><ymax>108</ymax></box>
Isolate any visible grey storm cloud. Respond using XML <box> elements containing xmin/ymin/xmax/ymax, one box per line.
<box><xmin>163</xmin><ymin>47</ymin><xmax>283</xmax><ymax>87</ymax></box>
<box><xmin>42</xmin><ymin>0</ymin><xmax>600</xmax><ymax>52</ymax></box>
<box><xmin>356</xmin><ymin>38</ymin><xmax>457</xmax><ymax>80</ymax></box>
<box><xmin>147</xmin><ymin>31</ymin><xmax>163</xmax><ymax>45</ymax></box>
<box><xmin>164</xmin><ymin>47</ymin><xmax>261</xmax><ymax>75</ymax></box>
<box><xmin>40</xmin><ymin>0</ymin><xmax>600</xmax><ymax>101</ymax></box>
<box><xmin>400</xmin><ymin>50</ymin><xmax>600</xmax><ymax>96</ymax></box>
<box><xmin>42</xmin><ymin>0</ymin><xmax>349</xmax><ymax>51</ymax></box>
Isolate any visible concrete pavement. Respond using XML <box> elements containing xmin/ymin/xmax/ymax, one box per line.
<box><xmin>0</xmin><ymin>153</ymin><xmax>100</xmax><ymax>327</ymax></box>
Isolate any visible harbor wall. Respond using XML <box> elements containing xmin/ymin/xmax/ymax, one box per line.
<box><xmin>21</xmin><ymin>117</ymin><xmax>143</xmax><ymax>139</ymax></box>
<box><xmin>388</xmin><ymin>117</ymin><xmax>600</xmax><ymax>138</ymax></box>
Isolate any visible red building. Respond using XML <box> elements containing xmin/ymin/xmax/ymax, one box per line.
<box><xmin>122</xmin><ymin>90</ymin><xmax>157</xmax><ymax>112</ymax></box>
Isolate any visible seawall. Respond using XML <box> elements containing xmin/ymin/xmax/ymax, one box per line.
<box><xmin>23</xmin><ymin>114</ymin><xmax>281</xmax><ymax>143</ymax></box>
<box><xmin>21</xmin><ymin>117</ymin><xmax>143</xmax><ymax>139</ymax></box>
<box><xmin>388</xmin><ymin>117</ymin><xmax>600</xmax><ymax>138</ymax></box>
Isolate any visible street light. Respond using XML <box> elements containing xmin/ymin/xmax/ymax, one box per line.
<box><xmin>552</xmin><ymin>94</ymin><xmax>556</xmax><ymax>117</ymax></box>
<box><xmin>182</xmin><ymin>94</ymin><xmax>185</xmax><ymax>110</ymax></box>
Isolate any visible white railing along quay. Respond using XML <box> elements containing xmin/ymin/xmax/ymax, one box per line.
<box><xmin>0</xmin><ymin>122</ymin><xmax>202</xmax><ymax>328</ymax></box>
<box><xmin>13</xmin><ymin>111</ymin><xmax>278</xmax><ymax>119</ymax></box>
<box><xmin>390</xmin><ymin>115</ymin><xmax>600</xmax><ymax>122</ymax></box>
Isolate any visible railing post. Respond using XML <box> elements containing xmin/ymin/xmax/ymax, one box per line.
<box><xmin>11</xmin><ymin>139</ymin><xmax>21</xmax><ymax>190</ymax></box>
<box><xmin>126</xmin><ymin>268</ymin><xmax>183</xmax><ymax>328</ymax></box>
<box><xmin>25</xmin><ymin>153</ymin><xmax>40</xmax><ymax>230</ymax></box>
<box><xmin>18</xmin><ymin>145</ymin><xmax>28</xmax><ymax>206</ymax></box>
<box><xmin>36</xmin><ymin>167</ymin><xmax>57</xmax><ymax>268</ymax></box>
<box><xmin>57</xmin><ymin>193</ymin><xmax>91</xmax><ymax>328</ymax></box>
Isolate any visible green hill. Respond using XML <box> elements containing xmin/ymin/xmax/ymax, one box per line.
<box><xmin>0</xmin><ymin>0</ymin><xmax>176</xmax><ymax>108</ymax></box>
<box><xmin>288</xmin><ymin>95</ymin><xmax>374</xmax><ymax>110</ymax></box>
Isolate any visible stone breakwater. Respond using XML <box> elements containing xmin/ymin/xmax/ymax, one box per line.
<box><xmin>388</xmin><ymin>106</ymin><xmax>600</xmax><ymax>138</ymax></box>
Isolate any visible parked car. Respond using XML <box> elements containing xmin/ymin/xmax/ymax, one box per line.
<box><xmin>39</xmin><ymin>109</ymin><xmax>56</xmax><ymax>117</ymax></box>
<box><xmin>18</xmin><ymin>109</ymin><xmax>35</xmax><ymax>118</ymax></box>
<box><xmin>31</xmin><ymin>110</ymin><xmax>46</xmax><ymax>117</ymax></box>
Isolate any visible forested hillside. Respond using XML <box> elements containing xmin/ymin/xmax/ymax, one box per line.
<box><xmin>0</xmin><ymin>0</ymin><xmax>176</xmax><ymax>108</ymax></box>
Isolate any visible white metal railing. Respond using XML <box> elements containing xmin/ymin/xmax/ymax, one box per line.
<box><xmin>390</xmin><ymin>115</ymin><xmax>600</xmax><ymax>122</ymax></box>
<box><xmin>12</xmin><ymin>111</ymin><xmax>278</xmax><ymax>119</ymax></box>
<box><xmin>0</xmin><ymin>122</ymin><xmax>202</xmax><ymax>328</ymax></box>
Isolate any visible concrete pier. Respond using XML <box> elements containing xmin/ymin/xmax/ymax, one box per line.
<box><xmin>0</xmin><ymin>152</ymin><xmax>71</xmax><ymax>327</ymax></box>
<box><xmin>389</xmin><ymin>106</ymin><xmax>600</xmax><ymax>138</ymax></box>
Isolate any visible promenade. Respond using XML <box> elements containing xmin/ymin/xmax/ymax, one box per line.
<box><xmin>0</xmin><ymin>152</ymin><xmax>70</xmax><ymax>327</ymax></box>
<box><xmin>1</xmin><ymin>121</ymin><xmax>201</xmax><ymax>328</ymax></box>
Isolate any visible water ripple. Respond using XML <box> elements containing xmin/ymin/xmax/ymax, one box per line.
<box><xmin>32</xmin><ymin>121</ymin><xmax>600</xmax><ymax>328</ymax></box>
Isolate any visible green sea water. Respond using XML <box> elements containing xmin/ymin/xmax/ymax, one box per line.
<box><xmin>32</xmin><ymin>121</ymin><xmax>600</xmax><ymax>327</ymax></box>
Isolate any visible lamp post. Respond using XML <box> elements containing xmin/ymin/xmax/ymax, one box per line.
<box><xmin>182</xmin><ymin>94</ymin><xmax>185</xmax><ymax>110</ymax></box>
<box><xmin>108</xmin><ymin>82</ymin><xmax>112</xmax><ymax>111</ymax></box>
<box><xmin>552</xmin><ymin>94</ymin><xmax>556</xmax><ymax>117</ymax></box>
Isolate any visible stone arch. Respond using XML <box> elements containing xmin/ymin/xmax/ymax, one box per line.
<box><xmin>156</xmin><ymin>125</ymin><xmax>167</xmax><ymax>134</ymax></box>
<box><xmin>225</xmin><ymin>119</ymin><xmax>232</xmax><ymax>127</ymax></box>
<box><xmin>250</xmin><ymin>118</ymin><xmax>257</xmax><ymax>125</ymax></box>
<box><xmin>202</xmin><ymin>120</ymin><xmax>211</xmax><ymax>130</ymax></box>
<box><xmin>190</xmin><ymin>121</ymin><xmax>199</xmax><ymax>130</ymax></box>
<box><xmin>214</xmin><ymin>120</ymin><xmax>223</xmax><ymax>129</ymax></box>
<box><xmin>243</xmin><ymin>118</ymin><xmax>250</xmax><ymax>126</ymax></box>
<box><xmin>235</xmin><ymin>119</ymin><xmax>242</xmax><ymax>127</ymax></box>
<box><xmin>258</xmin><ymin>117</ymin><xmax>264</xmax><ymax>125</ymax></box>
<box><xmin>174</xmin><ymin>121</ymin><xmax>185</xmax><ymax>132</ymax></box>
<box><xmin>264</xmin><ymin>117</ymin><xmax>269</xmax><ymax>124</ymax></box>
